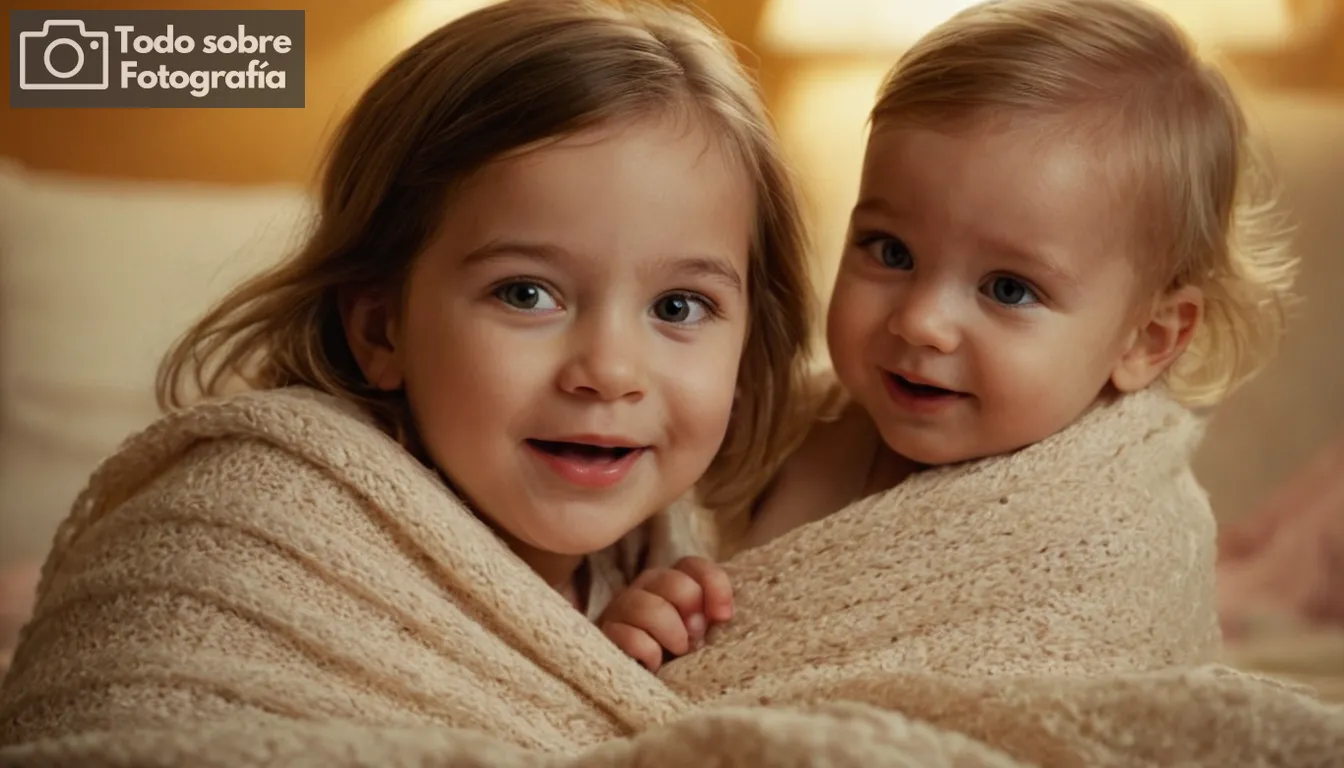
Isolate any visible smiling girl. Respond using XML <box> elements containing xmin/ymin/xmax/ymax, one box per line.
<box><xmin>0</xmin><ymin>0</ymin><xmax>817</xmax><ymax>745</ymax></box>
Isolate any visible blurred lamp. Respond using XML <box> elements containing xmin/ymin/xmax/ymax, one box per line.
<box><xmin>757</xmin><ymin>0</ymin><xmax>1297</xmax><ymax>55</ymax></box>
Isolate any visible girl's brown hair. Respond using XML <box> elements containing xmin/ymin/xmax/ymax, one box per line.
<box><xmin>871</xmin><ymin>0</ymin><xmax>1298</xmax><ymax>406</ymax></box>
<box><xmin>156</xmin><ymin>0</ymin><xmax>815</xmax><ymax>515</ymax></box>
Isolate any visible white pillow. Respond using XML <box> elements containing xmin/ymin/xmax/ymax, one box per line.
<box><xmin>0</xmin><ymin>159</ymin><xmax>315</xmax><ymax>563</ymax></box>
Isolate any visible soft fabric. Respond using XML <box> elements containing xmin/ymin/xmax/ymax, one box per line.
<box><xmin>663</xmin><ymin>386</ymin><xmax>1221</xmax><ymax>694</ymax></box>
<box><xmin>0</xmin><ymin>387</ymin><xmax>697</xmax><ymax>753</ymax></box>
<box><xmin>1</xmin><ymin>386</ymin><xmax>1342</xmax><ymax>767</ymax></box>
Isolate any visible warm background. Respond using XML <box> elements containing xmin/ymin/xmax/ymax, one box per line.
<box><xmin>2</xmin><ymin>0</ymin><xmax>1343</xmax><ymax>685</ymax></box>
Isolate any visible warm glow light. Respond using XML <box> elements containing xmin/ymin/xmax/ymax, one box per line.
<box><xmin>402</xmin><ymin>0</ymin><xmax>501</xmax><ymax>34</ymax></box>
<box><xmin>318</xmin><ymin>0</ymin><xmax>501</xmax><ymax>70</ymax></box>
<box><xmin>758</xmin><ymin>0</ymin><xmax>1297</xmax><ymax>55</ymax></box>
<box><xmin>772</xmin><ymin>61</ymin><xmax>891</xmax><ymax>321</ymax></box>
<box><xmin>1148</xmin><ymin>0</ymin><xmax>1293</xmax><ymax>49</ymax></box>
<box><xmin>757</xmin><ymin>0</ymin><xmax>982</xmax><ymax>55</ymax></box>
<box><xmin>305</xmin><ymin>0</ymin><xmax>502</xmax><ymax>121</ymax></box>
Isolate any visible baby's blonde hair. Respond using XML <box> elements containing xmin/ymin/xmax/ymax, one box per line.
<box><xmin>156</xmin><ymin>0</ymin><xmax>815</xmax><ymax>516</ymax></box>
<box><xmin>872</xmin><ymin>0</ymin><xmax>1298</xmax><ymax>406</ymax></box>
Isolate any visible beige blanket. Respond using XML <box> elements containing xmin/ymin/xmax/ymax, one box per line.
<box><xmin>665</xmin><ymin>388</ymin><xmax>1221</xmax><ymax>692</ymax></box>
<box><xmin>1</xmin><ymin>386</ymin><xmax>1341</xmax><ymax>767</ymax></box>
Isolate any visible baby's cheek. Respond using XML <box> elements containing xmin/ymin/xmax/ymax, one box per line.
<box><xmin>982</xmin><ymin>360</ymin><xmax>1097</xmax><ymax>449</ymax></box>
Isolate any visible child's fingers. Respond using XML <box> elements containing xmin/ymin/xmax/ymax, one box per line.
<box><xmin>639</xmin><ymin>567</ymin><xmax>706</xmax><ymax>620</ymax></box>
<box><xmin>601</xmin><ymin>622</ymin><xmax>664</xmax><ymax>672</ymax></box>
<box><xmin>609</xmin><ymin>588</ymin><xmax>692</xmax><ymax>656</ymax></box>
<box><xmin>673</xmin><ymin>556</ymin><xmax>734</xmax><ymax>623</ymax></box>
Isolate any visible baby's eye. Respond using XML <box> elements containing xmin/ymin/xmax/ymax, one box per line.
<box><xmin>651</xmin><ymin>292</ymin><xmax>712</xmax><ymax>325</ymax></box>
<box><xmin>982</xmin><ymin>276</ymin><xmax>1040</xmax><ymax>307</ymax></box>
<box><xmin>863</xmin><ymin>236</ymin><xmax>913</xmax><ymax>270</ymax></box>
<box><xmin>494</xmin><ymin>281</ymin><xmax>560</xmax><ymax>312</ymax></box>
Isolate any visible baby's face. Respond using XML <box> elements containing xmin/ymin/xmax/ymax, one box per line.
<box><xmin>383</xmin><ymin>116</ymin><xmax>753</xmax><ymax>557</ymax></box>
<box><xmin>828</xmin><ymin>118</ymin><xmax>1148</xmax><ymax>466</ymax></box>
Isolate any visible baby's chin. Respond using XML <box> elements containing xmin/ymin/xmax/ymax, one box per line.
<box><xmin>875</xmin><ymin>425</ymin><xmax>1003</xmax><ymax>468</ymax></box>
<box><xmin>887</xmin><ymin>427</ymin><xmax>1056</xmax><ymax>468</ymax></box>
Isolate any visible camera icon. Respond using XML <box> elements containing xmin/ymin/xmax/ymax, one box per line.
<box><xmin>18</xmin><ymin>20</ymin><xmax>110</xmax><ymax>91</ymax></box>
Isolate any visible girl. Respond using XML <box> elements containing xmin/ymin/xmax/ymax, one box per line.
<box><xmin>0</xmin><ymin>0</ymin><xmax>812</xmax><ymax>757</ymax></box>
<box><xmin>164</xmin><ymin>0</ymin><xmax>816</xmax><ymax>616</ymax></box>
<box><xmin>602</xmin><ymin>0</ymin><xmax>1298</xmax><ymax>672</ymax></box>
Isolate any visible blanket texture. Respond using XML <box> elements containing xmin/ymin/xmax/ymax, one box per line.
<box><xmin>1</xmin><ymin>386</ymin><xmax>1341</xmax><ymax>767</ymax></box>
<box><xmin>664</xmin><ymin>387</ymin><xmax>1221</xmax><ymax>694</ymax></box>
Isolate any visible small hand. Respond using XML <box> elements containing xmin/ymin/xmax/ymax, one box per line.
<box><xmin>598</xmin><ymin>556</ymin><xmax>733</xmax><ymax>672</ymax></box>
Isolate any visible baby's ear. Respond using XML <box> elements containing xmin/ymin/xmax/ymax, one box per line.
<box><xmin>1110</xmin><ymin>284</ymin><xmax>1203</xmax><ymax>393</ymax></box>
<box><xmin>339</xmin><ymin>287</ymin><xmax>404</xmax><ymax>391</ymax></box>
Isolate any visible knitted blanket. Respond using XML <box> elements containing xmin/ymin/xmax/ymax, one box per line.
<box><xmin>1</xmin><ymin>387</ymin><xmax>1340</xmax><ymax>767</ymax></box>
<box><xmin>665</xmin><ymin>388</ymin><xmax>1221</xmax><ymax>692</ymax></box>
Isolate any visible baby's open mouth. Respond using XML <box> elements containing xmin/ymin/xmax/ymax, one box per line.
<box><xmin>526</xmin><ymin>439</ymin><xmax>644</xmax><ymax>463</ymax></box>
<box><xmin>887</xmin><ymin>373</ymin><xmax>964</xmax><ymax>398</ymax></box>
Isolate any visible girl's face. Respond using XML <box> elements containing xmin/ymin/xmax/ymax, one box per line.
<box><xmin>350</xmin><ymin>116</ymin><xmax>753</xmax><ymax>572</ymax></box>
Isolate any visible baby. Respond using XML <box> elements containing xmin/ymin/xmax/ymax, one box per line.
<box><xmin>598</xmin><ymin>0</ymin><xmax>1297</xmax><ymax>671</ymax></box>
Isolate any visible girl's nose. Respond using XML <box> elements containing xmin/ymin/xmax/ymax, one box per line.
<box><xmin>556</xmin><ymin>318</ymin><xmax>646</xmax><ymax>401</ymax></box>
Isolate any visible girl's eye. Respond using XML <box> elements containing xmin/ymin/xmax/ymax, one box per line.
<box><xmin>651</xmin><ymin>292</ymin><xmax>711</xmax><ymax>325</ymax></box>
<box><xmin>863</xmin><ymin>236</ymin><xmax>914</xmax><ymax>270</ymax></box>
<box><xmin>494</xmin><ymin>281</ymin><xmax>560</xmax><ymax>312</ymax></box>
<box><xmin>982</xmin><ymin>276</ymin><xmax>1040</xmax><ymax>307</ymax></box>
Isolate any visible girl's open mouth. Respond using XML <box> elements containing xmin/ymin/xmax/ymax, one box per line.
<box><xmin>526</xmin><ymin>439</ymin><xmax>640</xmax><ymax>463</ymax></box>
<box><xmin>525</xmin><ymin>439</ymin><xmax>649</xmax><ymax>489</ymax></box>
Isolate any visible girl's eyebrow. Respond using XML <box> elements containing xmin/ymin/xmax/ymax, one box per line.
<box><xmin>655</xmin><ymin>254</ymin><xmax>743</xmax><ymax>294</ymax></box>
<box><xmin>462</xmin><ymin>239</ymin><xmax>743</xmax><ymax>294</ymax></box>
<box><xmin>460</xmin><ymin>238</ymin><xmax>565</xmax><ymax>267</ymax></box>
